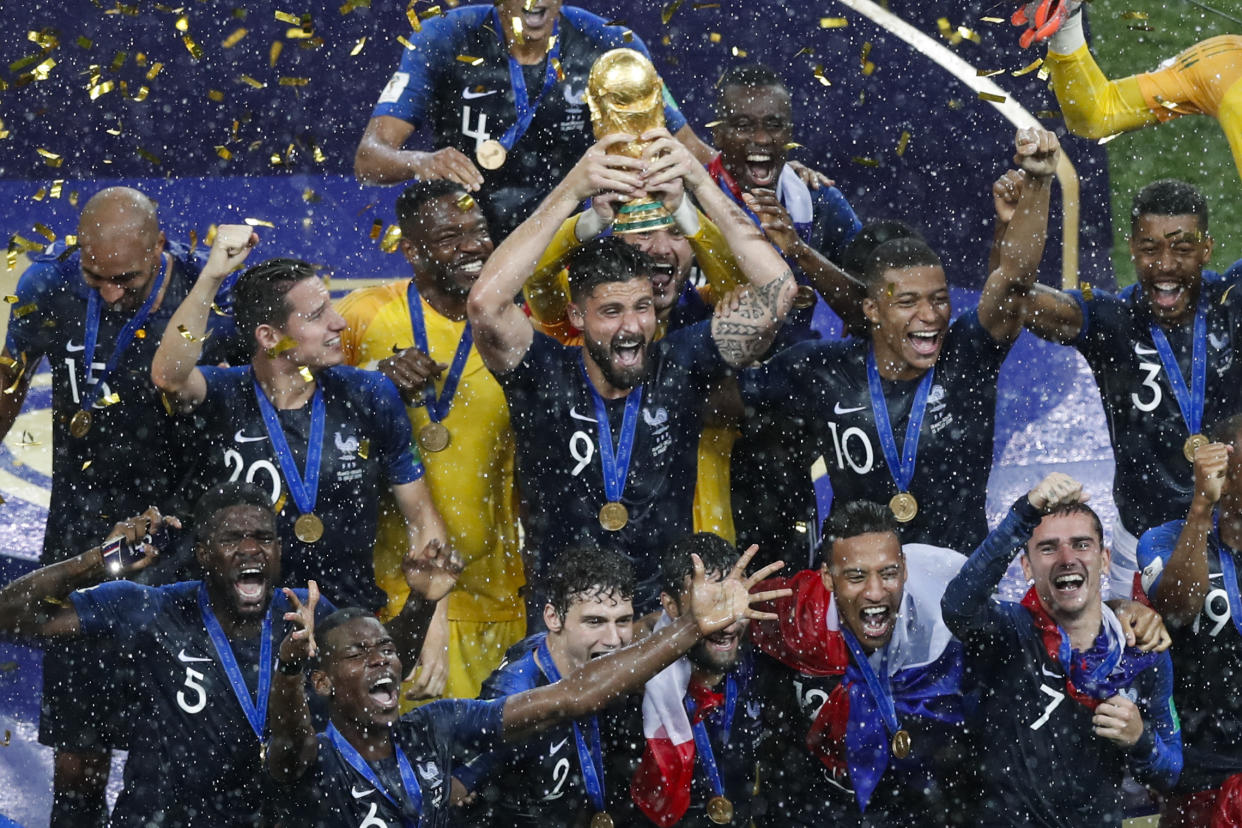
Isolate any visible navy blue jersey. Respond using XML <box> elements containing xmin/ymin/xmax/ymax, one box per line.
<box><xmin>496</xmin><ymin>323</ymin><xmax>728</xmax><ymax>611</ymax></box>
<box><xmin>5</xmin><ymin>241</ymin><xmax>237</xmax><ymax>564</ymax></box>
<box><xmin>740</xmin><ymin>309</ymin><xmax>1010</xmax><ymax>553</ymax></box>
<box><xmin>183</xmin><ymin>365</ymin><xmax>423</xmax><ymax>611</ymax></box>
<box><xmin>1069</xmin><ymin>267</ymin><xmax>1242</xmax><ymax>534</ymax></box>
<box><xmin>1138</xmin><ymin>519</ymin><xmax>1242</xmax><ymax>792</ymax></box>
<box><xmin>69</xmin><ymin>580</ymin><xmax>333</xmax><ymax>827</ymax></box>
<box><xmin>943</xmin><ymin>503</ymin><xmax>1182</xmax><ymax>827</ymax></box>
<box><xmin>283</xmin><ymin>699</ymin><xmax>504</xmax><ymax>828</ymax></box>
<box><xmin>457</xmin><ymin>632</ymin><xmax>642</xmax><ymax>826</ymax></box>
<box><xmin>371</xmin><ymin>5</ymin><xmax>687</xmax><ymax>239</ymax></box>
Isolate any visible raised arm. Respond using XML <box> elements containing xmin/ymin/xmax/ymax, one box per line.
<box><xmin>977</xmin><ymin>127</ymin><xmax>1058</xmax><ymax>345</ymax></box>
<box><xmin>0</xmin><ymin>349</ymin><xmax>37</xmax><ymax>444</ymax></box>
<box><xmin>150</xmin><ymin>225</ymin><xmax>257</xmax><ymax>412</ymax></box>
<box><xmin>467</xmin><ymin>134</ymin><xmax>644</xmax><ymax>373</ymax></box>
<box><xmin>267</xmin><ymin>583</ymin><xmax>323</xmax><ymax>785</ymax></box>
<box><xmin>354</xmin><ymin>116</ymin><xmax>485</xmax><ymax>191</ymax></box>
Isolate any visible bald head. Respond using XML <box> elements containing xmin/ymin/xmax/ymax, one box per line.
<box><xmin>79</xmin><ymin>187</ymin><xmax>160</xmax><ymax>244</ymax></box>
<box><xmin>78</xmin><ymin>187</ymin><xmax>166</xmax><ymax>310</ymax></box>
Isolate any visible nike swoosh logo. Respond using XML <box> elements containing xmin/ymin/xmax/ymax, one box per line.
<box><xmin>66</xmin><ymin>341</ymin><xmax>85</xmax><ymax>352</ymax></box>
<box><xmin>234</xmin><ymin>431</ymin><xmax>269</xmax><ymax>443</ymax></box>
<box><xmin>462</xmin><ymin>88</ymin><xmax>499</xmax><ymax>99</ymax></box>
<box><xmin>177</xmin><ymin>650</ymin><xmax>213</xmax><ymax>663</ymax></box>
<box><xmin>1134</xmin><ymin>344</ymin><xmax>1158</xmax><ymax>356</ymax></box>
<box><xmin>569</xmin><ymin>406</ymin><xmax>596</xmax><ymax>423</ymax></box>
<box><xmin>833</xmin><ymin>403</ymin><xmax>866</xmax><ymax>415</ymax></box>
<box><xmin>549</xmin><ymin>737</ymin><xmax>569</xmax><ymax>756</ymax></box>
<box><xmin>351</xmin><ymin>786</ymin><xmax>375</xmax><ymax>799</ymax></box>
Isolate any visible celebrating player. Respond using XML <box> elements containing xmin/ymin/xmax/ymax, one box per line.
<box><xmin>466</xmin><ymin>131</ymin><xmax>795</xmax><ymax>611</ymax></box>
<box><xmin>152</xmin><ymin>227</ymin><xmax>446</xmax><ymax>613</ymax></box>
<box><xmin>943</xmin><ymin>472</ymin><xmax>1181</xmax><ymax>825</ymax></box>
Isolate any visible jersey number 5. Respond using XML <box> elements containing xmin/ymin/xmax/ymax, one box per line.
<box><xmin>177</xmin><ymin>667</ymin><xmax>208</xmax><ymax>714</ymax></box>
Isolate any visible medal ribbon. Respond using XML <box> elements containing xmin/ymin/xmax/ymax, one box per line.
<box><xmin>840</xmin><ymin>627</ymin><xmax>903</xmax><ymax>741</ymax></box>
<box><xmin>490</xmin><ymin>7</ymin><xmax>562</xmax><ymax>152</ymax></box>
<box><xmin>197</xmin><ymin>583</ymin><xmax>278</xmax><ymax>742</ymax></box>
<box><xmin>326</xmin><ymin>723</ymin><xmax>422</xmax><ymax>826</ymax></box>
<box><xmin>1149</xmin><ymin>300</ymin><xmax>1207</xmax><ymax>437</ymax></box>
<box><xmin>405</xmin><ymin>281</ymin><xmax>473</xmax><ymax>423</ymax></box>
<box><xmin>866</xmin><ymin>348</ymin><xmax>935</xmax><ymax>495</ymax></box>
<box><xmin>251</xmin><ymin>374</ymin><xmax>325</xmax><ymax>516</ymax></box>
<box><xmin>578</xmin><ymin>357</ymin><xmax>644</xmax><ymax>504</ymax></box>
<box><xmin>684</xmin><ymin>673</ymin><xmax>737</xmax><ymax>801</ymax></box>
<box><xmin>1207</xmin><ymin>516</ymin><xmax>1242</xmax><ymax>638</ymax></box>
<box><xmin>80</xmin><ymin>252</ymin><xmax>168</xmax><ymax>408</ymax></box>
<box><xmin>535</xmin><ymin>640</ymin><xmax>607</xmax><ymax>814</ymax></box>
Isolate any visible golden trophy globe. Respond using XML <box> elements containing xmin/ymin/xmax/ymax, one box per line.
<box><xmin>586</xmin><ymin>48</ymin><xmax>675</xmax><ymax>234</ymax></box>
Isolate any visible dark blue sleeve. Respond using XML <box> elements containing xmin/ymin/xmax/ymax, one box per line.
<box><xmin>370</xmin><ymin>8</ymin><xmax>484</xmax><ymax>124</ymax></box>
<box><xmin>1129</xmin><ymin>651</ymin><xmax>1182</xmax><ymax>792</ymax></box>
<box><xmin>425</xmin><ymin>698</ymin><xmax>506</xmax><ymax>755</ymax></box>
<box><xmin>493</xmin><ymin>331</ymin><xmax>561</xmax><ymax>392</ymax></box>
<box><xmin>941</xmin><ymin>497</ymin><xmax>1042</xmax><ymax>639</ymax></box>
<box><xmin>664</xmin><ymin>320</ymin><xmax>727</xmax><ymax>381</ymax></box>
<box><xmin>737</xmin><ymin>340</ymin><xmax>821</xmax><ymax>415</ymax></box>
<box><xmin>367</xmin><ymin>371</ymin><xmax>424</xmax><ymax>485</ymax></box>
<box><xmin>69</xmin><ymin>580</ymin><xmax>165</xmax><ymax>637</ymax></box>
<box><xmin>948</xmin><ymin>306</ymin><xmax>1011</xmax><ymax>366</ymax></box>
<box><xmin>1067</xmin><ymin>288</ymin><xmax>1127</xmax><ymax>361</ymax></box>
<box><xmin>1136</xmin><ymin>520</ymin><xmax>1185</xmax><ymax>598</ymax></box>
<box><xmin>810</xmin><ymin>187</ymin><xmax>862</xmax><ymax>261</ymax></box>
<box><xmin>5</xmin><ymin>257</ymin><xmax>67</xmax><ymax>357</ymax></box>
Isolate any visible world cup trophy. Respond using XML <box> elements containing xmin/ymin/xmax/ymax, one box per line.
<box><xmin>586</xmin><ymin>48</ymin><xmax>675</xmax><ymax>234</ymax></box>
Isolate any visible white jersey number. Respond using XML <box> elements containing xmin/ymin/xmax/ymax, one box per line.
<box><xmin>827</xmin><ymin>422</ymin><xmax>875</xmax><ymax>474</ymax></box>
<box><xmin>64</xmin><ymin>357</ymin><xmax>112</xmax><ymax>407</ymax></box>
<box><xmin>1193</xmin><ymin>587</ymin><xmax>1232</xmax><ymax>637</ymax></box>
<box><xmin>1030</xmin><ymin>683</ymin><xmax>1065</xmax><ymax>730</ymax></box>
<box><xmin>462</xmin><ymin>106</ymin><xmax>490</xmax><ymax>153</ymax></box>
<box><xmin>793</xmin><ymin>678</ymin><xmax>830</xmax><ymax>719</ymax></box>
<box><xmin>569</xmin><ymin>431</ymin><xmax>595</xmax><ymax>477</ymax></box>
<box><xmin>544</xmin><ymin>757</ymin><xmax>571</xmax><ymax>801</ymax></box>
<box><xmin>223</xmin><ymin>448</ymin><xmax>283</xmax><ymax>503</ymax></box>
<box><xmin>176</xmin><ymin>667</ymin><xmax>208</xmax><ymax>714</ymax></box>
<box><xmin>1131</xmin><ymin>361</ymin><xmax>1164</xmax><ymax>413</ymax></box>
<box><xmin>358</xmin><ymin>802</ymin><xmax>389</xmax><ymax>828</ymax></box>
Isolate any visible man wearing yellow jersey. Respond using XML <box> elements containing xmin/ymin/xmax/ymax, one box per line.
<box><xmin>337</xmin><ymin>181</ymin><xmax>524</xmax><ymax>700</ymax></box>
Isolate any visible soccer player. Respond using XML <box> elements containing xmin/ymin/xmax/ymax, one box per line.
<box><xmin>1137</xmin><ymin>414</ymin><xmax>1242</xmax><ymax>826</ymax></box>
<box><xmin>740</xmin><ymin>128</ymin><xmax>1057</xmax><ymax>553</ymax></box>
<box><xmin>354</xmin><ymin>0</ymin><xmax>713</xmax><ymax>239</ymax></box>
<box><xmin>265</xmin><ymin>547</ymin><xmax>789</xmax><ymax>826</ymax></box>
<box><xmin>337</xmin><ymin>181</ymin><xmax>524</xmax><ymax>700</ymax></box>
<box><xmin>942</xmin><ymin>472</ymin><xmax>1181</xmax><ymax>826</ymax></box>
<box><xmin>632</xmin><ymin>533</ymin><xmax>767</xmax><ymax>826</ymax></box>
<box><xmin>466</xmin><ymin>130</ymin><xmax>795</xmax><ymax>611</ymax></box>
<box><xmin>1008</xmin><ymin>177</ymin><xmax>1242</xmax><ymax>596</ymax></box>
<box><xmin>152</xmin><ymin>227</ymin><xmax>446</xmax><ymax>613</ymax></box>
<box><xmin>0</xmin><ymin>187</ymin><xmax>237</xmax><ymax>825</ymax></box>
<box><xmin>747</xmin><ymin>501</ymin><xmax>970</xmax><ymax>825</ymax></box>
<box><xmin>456</xmin><ymin>547</ymin><xmax>640</xmax><ymax>826</ymax></box>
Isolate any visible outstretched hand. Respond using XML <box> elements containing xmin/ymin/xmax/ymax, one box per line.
<box><xmin>278</xmin><ymin>580</ymin><xmax>320</xmax><ymax>668</ymax></box>
<box><xmin>687</xmin><ymin>544</ymin><xmax>791</xmax><ymax>634</ymax></box>
<box><xmin>992</xmin><ymin>169</ymin><xmax>1024</xmax><ymax>226</ymax></box>
<box><xmin>1027</xmin><ymin>472</ymin><xmax>1088</xmax><ymax>513</ymax></box>
<box><xmin>203</xmin><ymin>224</ymin><xmax>259</xmax><ymax>280</ymax></box>
<box><xmin>1012</xmin><ymin>127</ymin><xmax>1060</xmax><ymax>181</ymax></box>
<box><xmin>1112</xmin><ymin>600</ymin><xmax>1172</xmax><ymax>652</ymax></box>
<box><xmin>402</xmin><ymin>538</ymin><xmax>463</xmax><ymax>603</ymax></box>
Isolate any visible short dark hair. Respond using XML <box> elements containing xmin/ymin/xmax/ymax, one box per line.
<box><xmin>192</xmin><ymin>481</ymin><xmax>274</xmax><ymax>544</ymax></box>
<box><xmin>716</xmin><ymin>64</ymin><xmax>787</xmax><ymax>111</ymax></box>
<box><xmin>1130</xmin><ymin>179</ymin><xmax>1208</xmax><ymax>233</ymax></box>
<box><xmin>395</xmin><ymin>179</ymin><xmax>468</xmax><ymax>239</ymax></box>
<box><xmin>233</xmin><ymin>258</ymin><xmax>319</xmax><ymax>355</ymax></box>
<box><xmin>315</xmin><ymin>607</ymin><xmax>380</xmax><ymax>664</ymax></box>
<box><xmin>1028</xmin><ymin>502</ymin><xmax>1105</xmax><ymax>550</ymax></box>
<box><xmin>1210</xmin><ymin>413</ymin><xmax>1242</xmax><ymax>446</ymax></box>
<box><xmin>862</xmin><ymin>237</ymin><xmax>944</xmax><ymax>293</ymax></box>
<box><xmin>543</xmin><ymin>546</ymin><xmax>636</xmax><ymax>620</ymax></box>
<box><xmin>660</xmin><ymin>533</ymin><xmax>738</xmax><ymax>601</ymax></box>
<box><xmin>841</xmin><ymin>220</ymin><xmax>924</xmax><ymax>278</ymax></box>
<box><xmin>817</xmin><ymin>500</ymin><xmax>900</xmax><ymax>569</ymax></box>
<box><xmin>566</xmin><ymin>236</ymin><xmax>655</xmax><ymax>304</ymax></box>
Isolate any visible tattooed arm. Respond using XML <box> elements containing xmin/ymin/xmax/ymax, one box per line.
<box><xmin>643</xmin><ymin>130</ymin><xmax>796</xmax><ymax>368</ymax></box>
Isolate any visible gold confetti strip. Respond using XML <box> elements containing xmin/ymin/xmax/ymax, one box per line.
<box><xmin>1037</xmin><ymin>66</ymin><xmax>1049</xmax><ymax>81</ymax></box>
<box><xmin>176</xmin><ymin>325</ymin><xmax>198</xmax><ymax>341</ymax></box>
<box><xmin>183</xmin><ymin>35</ymin><xmax>203</xmax><ymax>59</ymax></box>
<box><xmin>99</xmin><ymin>392</ymin><xmax>120</xmax><ymax>407</ymax></box>
<box><xmin>350</xmin><ymin>37</ymin><xmax>367</xmax><ymax>55</ymax></box>
<box><xmin>1036</xmin><ymin>109</ymin><xmax>1061</xmax><ymax>119</ymax></box>
<box><xmin>274</xmin><ymin>491</ymin><xmax>288</xmax><ymax>514</ymax></box>
<box><xmin>357</xmin><ymin>438</ymin><xmax>370</xmax><ymax>459</ymax></box>
<box><xmin>69</xmin><ymin>191</ymin><xmax>79</xmax><ymax>207</ymax></box>
<box><xmin>369</xmin><ymin>219</ymin><xmax>384</xmax><ymax>240</ymax></box>
<box><xmin>270</xmin><ymin>41</ymin><xmax>283</xmax><ymax>66</ymax></box>
<box><xmin>5</xmin><ymin>250</ymin><xmax>16</xmax><ymax>271</ymax></box>
<box><xmin>957</xmin><ymin>26</ymin><xmax>980</xmax><ymax>43</ymax></box>
<box><xmin>245</xmin><ymin>217</ymin><xmax>276</xmax><ymax>228</ymax></box>
<box><xmin>1127</xmin><ymin>23</ymin><xmax>1154</xmax><ymax>31</ymax></box>
<box><xmin>267</xmin><ymin>336</ymin><xmax>298</xmax><ymax>357</ymax></box>
<box><xmin>279</xmin><ymin>76</ymin><xmax>310</xmax><ymax>86</ymax></box>
<box><xmin>819</xmin><ymin>17</ymin><xmax>848</xmax><ymax>28</ymax></box>
<box><xmin>978</xmin><ymin>91</ymin><xmax>1006</xmax><ymax>103</ymax></box>
<box><xmin>302</xmin><ymin>187</ymin><xmax>321</xmax><ymax>203</ymax></box>
<box><xmin>88</xmin><ymin>80</ymin><xmax>115</xmax><ymax>100</ymax></box>
<box><xmin>380</xmin><ymin>224</ymin><xmax>402</xmax><ymax>253</ymax></box>
<box><xmin>662</xmin><ymin>0</ymin><xmax>683</xmax><ymax>24</ymax></box>
<box><xmin>33</xmin><ymin>223</ymin><xmax>55</xmax><ymax>242</ymax></box>
<box><xmin>1097</xmin><ymin>133</ymin><xmax>1120</xmax><ymax>145</ymax></box>
<box><xmin>420</xmin><ymin>6</ymin><xmax>442</xmax><ymax>19</ymax></box>
<box><xmin>131</xmin><ymin>85</ymin><xmax>149</xmax><ymax>101</ymax></box>
<box><xmin>240</xmin><ymin>74</ymin><xmax>266</xmax><ymax>88</ymax></box>
<box><xmin>731</xmin><ymin>46</ymin><xmax>747</xmax><ymax>57</ymax></box>
<box><xmin>1081</xmin><ymin>282</ymin><xmax>1094</xmax><ymax>301</ymax></box>
<box><xmin>37</xmin><ymin>148</ymin><xmax>62</xmax><ymax>167</ymax></box>
<box><xmin>1121</xmin><ymin>11</ymin><xmax>1148</xmax><ymax>19</ymax></box>
<box><xmin>794</xmin><ymin>46</ymin><xmax>812</xmax><ymax>57</ymax></box>
<box><xmin>511</xmin><ymin>16</ymin><xmax>524</xmax><ymax>44</ymax></box>
<box><xmin>551</xmin><ymin>57</ymin><xmax>564</xmax><ymax>81</ymax></box>
<box><xmin>160</xmin><ymin>391</ymin><xmax>175</xmax><ymax>415</ymax></box>
<box><xmin>10</xmin><ymin>53</ymin><xmax>45</xmax><ymax>73</ymax></box>
<box><xmin>298</xmin><ymin>365</ymin><xmax>313</xmax><ymax>383</ymax></box>
<box><xmin>980</xmin><ymin>16</ymin><xmax>1005</xmax><ymax>23</ymax></box>
<box><xmin>852</xmin><ymin>156</ymin><xmax>880</xmax><ymax>167</ymax></box>
<box><xmin>285</xmin><ymin>27</ymin><xmax>314</xmax><ymax>40</ymax></box>
<box><xmin>135</xmin><ymin>52</ymin><xmax>147</xmax><ymax>66</ymax></box>
<box><xmin>33</xmin><ymin>57</ymin><xmax>56</xmax><ymax>81</ymax></box>
<box><xmin>1154</xmin><ymin>96</ymin><xmax>1180</xmax><ymax>111</ymax></box>
<box><xmin>222</xmin><ymin>27</ymin><xmax>247</xmax><ymax>47</ymax></box>
<box><xmin>210</xmin><ymin>302</ymin><xmax>230</xmax><ymax>316</ymax></box>
<box><xmin>456</xmin><ymin>193</ymin><xmax>476</xmax><ymax>211</ymax></box>
<box><xmin>10</xmin><ymin>234</ymin><xmax>42</xmax><ymax>252</ymax></box>
<box><xmin>693</xmin><ymin>3</ymin><xmax>720</xmax><ymax>8</ymax></box>
<box><xmin>215</xmin><ymin>146</ymin><xmax>232</xmax><ymax>160</ymax></box>
<box><xmin>406</xmin><ymin>5</ymin><xmax>422</xmax><ymax>32</ymax></box>
<box><xmin>896</xmin><ymin>130</ymin><xmax>911</xmax><ymax>156</ymax></box>
<box><xmin>134</xmin><ymin>328</ymin><xmax>146</xmax><ymax>338</ymax></box>
<box><xmin>110</xmin><ymin>51</ymin><xmax>128</xmax><ymax>71</ymax></box>
<box><xmin>274</xmin><ymin>10</ymin><xmax>300</xmax><ymax>24</ymax></box>
<box><xmin>63</xmin><ymin>234</ymin><xmax>76</xmax><ymax>247</ymax></box>
<box><xmin>14</xmin><ymin>303</ymin><xmax>37</xmax><ymax>318</ymax></box>
<box><xmin>49</xmin><ymin>180</ymin><xmax>63</xmax><ymax>198</ymax></box>
<box><xmin>207</xmin><ymin>89</ymin><xmax>225</xmax><ymax>102</ymax></box>
<box><xmin>299</xmin><ymin>12</ymin><xmax>313</xmax><ymax>32</ymax></box>
<box><xmin>137</xmin><ymin>147</ymin><xmax>161</xmax><ymax>165</ymax></box>
<box><xmin>976</xmin><ymin>68</ymin><xmax>1003</xmax><ymax>77</ymax></box>
<box><xmin>81</xmin><ymin>460</ymin><xmax>92</xmax><ymax>470</ymax></box>
<box><xmin>105</xmin><ymin>124</ymin><xmax>122</xmax><ymax>135</ymax></box>
<box><xmin>456</xmin><ymin>55</ymin><xmax>483</xmax><ymax>65</ymax></box>
<box><xmin>312</xmin><ymin>143</ymin><xmax>327</xmax><ymax>163</ymax></box>
<box><xmin>1012</xmin><ymin>57</ymin><xmax>1043</xmax><ymax>76</ymax></box>
<box><xmin>32</xmin><ymin>188</ymin><xmax>47</xmax><ymax>202</ymax></box>
<box><xmin>947</xmin><ymin>99</ymin><xmax>963</xmax><ymax>110</ymax></box>
<box><xmin>146</xmin><ymin>62</ymin><xmax>163</xmax><ymax>80</ymax></box>
<box><xmin>709</xmin><ymin>32</ymin><xmax>722</xmax><ymax>43</ymax></box>
<box><xmin>174</xmin><ymin>14</ymin><xmax>189</xmax><ymax>32</ymax></box>
<box><xmin>784</xmin><ymin>142</ymin><xmax>803</xmax><ymax>150</ymax></box>
<box><xmin>77</xmin><ymin>35</ymin><xmax>93</xmax><ymax>49</ymax></box>
<box><xmin>812</xmin><ymin>65</ymin><xmax>831</xmax><ymax>87</ymax></box>
<box><xmin>4</xmin><ymin>296</ymin><xmax>17</xmax><ymax>305</ymax></box>
<box><xmin>397</xmin><ymin>35</ymin><xmax>415</xmax><ymax>50</ymax></box>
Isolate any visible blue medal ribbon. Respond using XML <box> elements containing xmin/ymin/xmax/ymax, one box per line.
<box><xmin>405</xmin><ymin>280</ymin><xmax>473</xmax><ymax>423</ymax></box>
<box><xmin>535</xmin><ymin>640</ymin><xmax>607</xmax><ymax>814</ymax></box>
<box><xmin>489</xmin><ymin>7</ymin><xmax>561</xmax><ymax>152</ymax></box>
<box><xmin>1149</xmin><ymin>301</ymin><xmax>1207</xmax><ymax>437</ymax></box>
<box><xmin>841</xmin><ymin>627</ymin><xmax>903</xmax><ymax>742</ymax></box>
<box><xmin>251</xmin><ymin>374</ymin><xmax>325</xmax><ymax>517</ymax></box>
<box><xmin>1208</xmin><ymin>516</ymin><xmax>1242</xmax><ymax>638</ymax></box>
<box><xmin>865</xmin><ymin>348</ymin><xmax>935</xmax><ymax>495</ymax></box>
<box><xmin>684</xmin><ymin>673</ymin><xmax>737</xmax><ymax>802</ymax></box>
<box><xmin>327</xmin><ymin>723</ymin><xmax>422</xmax><ymax>826</ymax></box>
<box><xmin>196</xmin><ymin>583</ymin><xmax>279</xmax><ymax>742</ymax></box>
<box><xmin>578</xmin><ymin>357</ymin><xmax>643</xmax><ymax>505</ymax></box>
<box><xmin>80</xmin><ymin>253</ymin><xmax>167</xmax><ymax>409</ymax></box>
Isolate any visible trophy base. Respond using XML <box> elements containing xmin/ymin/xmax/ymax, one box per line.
<box><xmin>612</xmin><ymin>197</ymin><xmax>675</xmax><ymax>234</ymax></box>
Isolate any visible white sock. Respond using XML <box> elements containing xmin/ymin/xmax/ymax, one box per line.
<box><xmin>1047</xmin><ymin>3</ymin><xmax>1085</xmax><ymax>55</ymax></box>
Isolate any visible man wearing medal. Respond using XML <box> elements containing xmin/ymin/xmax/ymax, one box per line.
<box><xmin>943</xmin><ymin>472</ymin><xmax>1181</xmax><ymax>826</ymax></box>
<box><xmin>337</xmin><ymin>179</ymin><xmax>526</xmax><ymax>702</ymax></box>
<box><xmin>1007</xmin><ymin>177</ymin><xmax>1242</xmax><ymax>600</ymax></box>
<box><xmin>354</xmin><ymin>0</ymin><xmax>712</xmax><ymax>240</ymax></box>
<box><xmin>1137</xmin><ymin>415</ymin><xmax>1242</xmax><ymax>825</ymax></box>
<box><xmin>467</xmin><ymin>126</ymin><xmax>795</xmax><ymax>613</ymax></box>
<box><xmin>0</xmin><ymin>187</ymin><xmax>241</xmax><ymax>825</ymax></box>
<box><xmin>739</xmin><ymin>127</ymin><xmax>1059</xmax><ymax>554</ymax></box>
<box><xmin>266</xmin><ymin>545</ymin><xmax>789</xmax><ymax>826</ymax></box>
<box><xmin>152</xmin><ymin>227</ymin><xmax>447</xmax><ymax>617</ymax></box>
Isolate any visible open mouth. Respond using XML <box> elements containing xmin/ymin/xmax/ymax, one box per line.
<box><xmin>452</xmin><ymin>258</ymin><xmax>485</xmax><ymax>283</ymax></box>
<box><xmin>704</xmin><ymin>629</ymin><xmax>739</xmax><ymax>653</ymax></box>
<box><xmin>367</xmin><ymin>676</ymin><xmax>399</xmax><ymax>711</ymax></box>
<box><xmin>1150</xmin><ymin>281</ymin><xmax>1185</xmax><ymax>310</ymax></box>
<box><xmin>612</xmin><ymin>338</ymin><xmax>645</xmax><ymax>369</ymax></box>
<box><xmin>1052</xmin><ymin>573</ymin><xmax>1085</xmax><ymax>597</ymax></box>
<box><xmin>235</xmin><ymin>565</ymin><xmax>266</xmax><ymax>602</ymax></box>
<box><xmin>859</xmin><ymin>605</ymin><xmax>893</xmax><ymax>640</ymax></box>
<box><xmin>744</xmin><ymin>153</ymin><xmax>777</xmax><ymax>188</ymax></box>
<box><xmin>649</xmin><ymin>262</ymin><xmax>676</xmax><ymax>296</ymax></box>
<box><xmin>521</xmin><ymin>3</ymin><xmax>550</xmax><ymax>30</ymax></box>
<box><xmin>907</xmin><ymin>330</ymin><xmax>942</xmax><ymax>358</ymax></box>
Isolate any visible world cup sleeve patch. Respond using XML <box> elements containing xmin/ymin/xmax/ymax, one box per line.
<box><xmin>379</xmin><ymin>71</ymin><xmax>411</xmax><ymax>105</ymax></box>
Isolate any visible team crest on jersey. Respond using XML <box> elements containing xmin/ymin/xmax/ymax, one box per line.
<box><xmin>1118</xmin><ymin>687</ymin><xmax>1138</xmax><ymax>703</ymax></box>
<box><xmin>561</xmin><ymin>84</ymin><xmax>587</xmax><ymax>133</ymax></box>
<box><xmin>926</xmin><ymin>384</ymin><xmax>947</xmax><ymax>413</ymax></box>
<box><xmin>645</xmin><ymin>406</ymin><xmax>673</xmax><ymax>457</ymax></box>
<box><xmin>643</xmin><ymin>406</ymin><xmax>668</xmax><ymax>427</ymax></box>
<box><xmin>334</xmin><ymin>431</ymin><xmax>364</xmax><ymax>482</ymax></box>
<box><xmin>418</xmin><ymin>760</ymin><xmax>446</xmax><ymax>806</ymax></box>
<box><xmin>334</xmin><ymin>431</ymin><xmax>360</xmax><ymax>455</ymax></box>
<box><xmin>1210</xmin><ymin>333</ymin><xmax>1234</xmax><ymax>371</ymax></box>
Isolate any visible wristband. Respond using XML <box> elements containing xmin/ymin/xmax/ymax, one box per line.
<box><xmin>671</xmin><ymin>195</ymin><xmax>701</xmax><ymax>237</ymax></box>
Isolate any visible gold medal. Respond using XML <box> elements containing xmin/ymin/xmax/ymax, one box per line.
<box><xmin>418</xmin><ymin>422</ymin><xmax>451</xmax><ymax>453</ymax></box>
<box><xmin>69</xmin><ymin>409</ymin><xmax>92</xmax><ymax>438</ymax></box>
<box><xmin>294</xmin><ymin>513</ymin><xmax>324</xmax><ymax>544</ymax></box>
<box><xmin>889</xmin><ymin>492</ymin><xmax>918</xmax><ymax>523</ymax></box>
<box><xmin>599</xmin><ymin>502</ymin><xmax>628</xmax><ymax>531</ymax></box>
<box><xmin>476</xmin><ymin>139</ymin><xmax>507</xmax><ymax>170</ymax></box>
<box><xmin>706</xmin><ymin>795</ymin><xmax>734</xmax><ymax>824</ymax></box>
<box><xmin>589</xmin><ymin>813</ymin><xmax>614</xmax><ymax>828</ymax></box>
<box><xmin>891</xmin><ymin>728</ymin><xmax>912</xmax><ymax>759</ymax></box>
<box><xmin>259</xmin><ymin>742</ymin><xmax>268</xmax><ymax>763</ymax></box>
<box><xmin>792</xmin><ymin>285</ymin><xmax>817</xmax><ymax>309</ymax></box>
<box><xmin>1184</xmin><ymin>433</ymin><xmax>1209</xmax><ymax>463</ymax></box>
